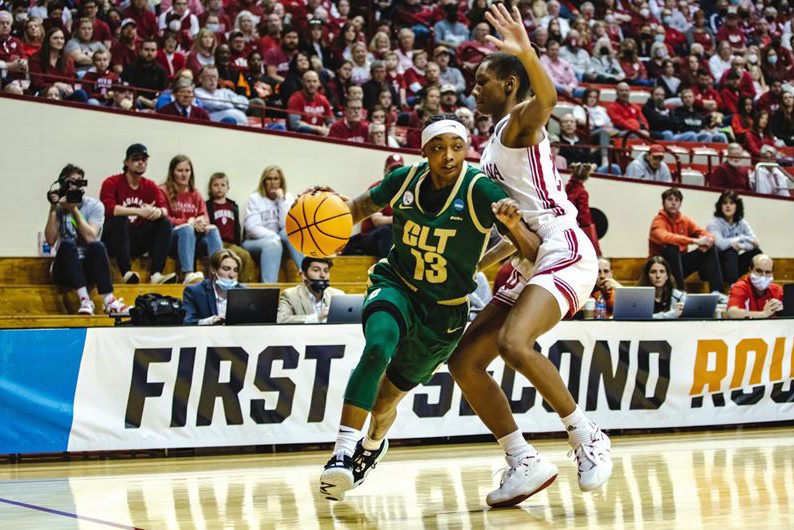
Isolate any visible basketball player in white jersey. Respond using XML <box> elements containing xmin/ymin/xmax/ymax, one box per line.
<box><xmin>447</xmin><ymin>4</ymin><xmax>612</xmax><ymax>508</ymax></box>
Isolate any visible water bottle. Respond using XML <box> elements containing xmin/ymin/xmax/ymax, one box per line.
<box><xmin>595</xmin><ymin>296</ymin><xmax>607</xmax><ymax>320</ymax></box>
<box><xmin>38</xmin><ymin>231</ymin><xmax>52</xmax><ymax>256</ymax></box>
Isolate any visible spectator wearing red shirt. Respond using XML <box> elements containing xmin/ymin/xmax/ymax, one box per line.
<box><xmin>458</xmin><ymin>22</ymin><xmax>495</xmax><ymax>87</ymax></box>
<box><xmin>607</xmin><ymin>82</ymin><xmax>650</xmax><ymax>136</ymax></box>
<box><xmin>263</xmin><ymin>26</ymin><xmax>298</xmax><ymax>83</ymax></box>
<box><xmin>79</xmin><ymin>0</ymin><xmax>112</xmax><ymax>49</ymax></box>
<box><xmin>745</xmin><ymin>111</ymin><xmax>776</xmax><ymax>159</ymax></box>
<box><xmin>691</xmin><ymin>69</ymin><xmax>724</xmax><ymax>113</ymax></box>
<box><xmin>157</xmin><ymin>0</ymin><xmax>199</xmax><ymax>51</ymax></box>
<box><xmin>648</xmin><ymin>187</ymin><xmax>724</xmax><ymax>294</ymax></box>
<box><xmin>0</xmin><ymin>10</ymin><xmax>28</xmax><ymax>80</ymax></box>
<box><xmin>157</xmin><ymin>78</ymin><xmax>210</xmax><ymax>120</ymax></box>
<box><xmin>257</xmin><ymin>13</ymin><xmax>282</xmax><ymax>55</ymax></box>
<box><xmin>726</xmin><ymin>255</ymin><xmax>784</xmax><ymax>319</ymax></box>
<box><xmin>205</xmin><ymin>172</ymin><xmax>256</xmax><ymax>283</ymax></box>
<box><xmin>159</xmin><ymin>155</ymin><xmax>222</xmax><ymax>285</ymax></box>
<box><xmin>715</xmin><ymin>9</ymin><xmax>746</xmax><ymax>52</ymax></box>
<box><xmin>110</xmin><ymin>18</ymin><xmax>140</xmax><ymax>75</ymax></box>
<box><xmin>123</xmin><ymin>0</ymin><xmax>158</xmax><ymax>40</ymax></box>
<box><xmin>757</xmin><ymin>80</ymin><xmax>783</xmax><ymax>114</ymax></box>
<box><xmin>719</xmin><ymin>59</ymin><xmax>755</xmax><ymax>99</ymax></box>
<box><xmin>100</xmin><ymin>144</ymin><xmax>176</xmax><ymax>285</ymax></box>
<box><xmin>198</xmin><ymin>0</ymin><xmax>232</xmax><ymax>36</ymax></box>
<box><xmin>82</xmin><ymin>49</ymin><xmax>117</xmax><ymax>103</ymax></box>
<box><xmin>155</xmin><ymin>30</ymin><xmax>186</xmax><ymax>80</ymax></box>
<box><xmin>718</xmin><ymin>70</ymin><xmax>741</xmax><ymax>116</ymax></box>
<box><xmin>711</xmin><ymin>143</ymin><xmax>751</xmax><ymax>191</ymax></box>
<box><xmin>329</xmin><ymin>98</ymin><xmax>369</xmax><ymax>143</ymax></box>
<box><xmin>287</xmin><ymin>69</ymin><xmax>333</xmax><ymax>135</ymax></box>
<box><xmin>565</xmin><ymin>163</ymin><xmax>601</xmax><ymax>256</ymax></box>
<box><xmin>29</xmin><ymin>27</ymin><xmax>85</xmax><ymax>100</ymax></box>
<box><xmin>186</xmin><ymin>28</ymin><xmax>216</xmax><ymax>77</ymax></box>
<box><xmin>403</xmin><ymin>49</ymin><xmax>428</xmax><ymax>100</ymax></box>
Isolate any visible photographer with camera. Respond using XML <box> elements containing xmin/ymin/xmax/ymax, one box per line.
<box><xmin>44</xmin><ymin>164</ymin><xmax>129</xmax><ymax>315</ymax></box>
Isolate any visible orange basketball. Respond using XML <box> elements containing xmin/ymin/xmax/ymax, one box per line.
<box><xmin>286</xmin><ymin>192</ymin><xmax>353</xmax><ymax>258</ymax></box>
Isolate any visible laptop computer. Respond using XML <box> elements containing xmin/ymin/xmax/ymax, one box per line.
<box><xmin>225</xmin><ymin>288</ymin><xmax>279</xmax><ymax>325</ymax></box>
<box><xmin>680</xmin><ymin>293</ymin><xmax>720</xmax><ymax>319</ymax></box>
<box><xmin>779</xmin><ymin>284</ymin><xmax>794</xmax><ymax>317</ymax></box>
<box><xmin>612</xmin><ymin>287</ymin><xmax>655</xmax><ymax>320</ymax></box>
<box><xmin>327</xmin><ymin>294</ymin><xmax>365</xmax><ymax>324</ymax></box>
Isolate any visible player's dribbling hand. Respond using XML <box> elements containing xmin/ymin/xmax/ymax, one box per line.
<box><xmin>492</xmin><ymin>198</ymin><xmax>521</xmax><ymax>229</ymax></box>
<box><xmin>484</xmin><ymin>4</ymin><xmax>532</xmax><ymax>57</ymax></box>
<box><xmin>297</xmin><ymin>186</ymin><xmax>351</xmax><ymax>203</ymax></box>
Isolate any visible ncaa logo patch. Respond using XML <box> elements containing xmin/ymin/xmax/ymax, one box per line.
<box><xmin>453</xmin><ymin>198</ymin><xmax>465</xmax><ymax>211</ymax></box>
<box><xmin>402</xmin><ymin>191</ymin><xmax>414</xmax><ymax>206</ymax></box>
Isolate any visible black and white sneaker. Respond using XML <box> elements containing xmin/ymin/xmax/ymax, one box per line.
<box><xmin>320</xmin><ymin>453</ymin><xmax>355</xmax><ymax>501</ymax></box>
<box><xmin>352</xmin><ymin>438</ymin><xmax>389</xmax><ymax>486</ymax></box>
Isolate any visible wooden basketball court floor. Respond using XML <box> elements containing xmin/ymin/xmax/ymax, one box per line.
<box><xmin>0</xmin><ymin>427</ymin><xmax>792</xmax><ymax>529</ymax></box>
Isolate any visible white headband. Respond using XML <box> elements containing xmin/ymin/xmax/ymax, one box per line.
<box><xmin>421</xmin><ymin>119</ymin><xmax>469</xmax><ymax>149</ymax></box>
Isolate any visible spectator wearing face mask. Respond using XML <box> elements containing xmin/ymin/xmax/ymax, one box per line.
<box><xmin>711</xmin><ymin>143</ymin><xmax>752</xmax><ymax>191</ymax></box>
<box><xmin>726</xmin><ymin>254</ymin><xmax>784</xmax><ymax>319</ymax></box>
<box><xmin>277</xmin><ymin>257</ymin><xmax>344</xmax><ymax>323</ymax></box>
<box><xmin>182</xmin><ymin>249</ymin><xmax>244</xmax><ymax>325</ymax></box>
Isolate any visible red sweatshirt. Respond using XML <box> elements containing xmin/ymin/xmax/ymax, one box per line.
<box><xmin>159</xmin><ymin>186</ymin><xmax>209</xmax><ymax>226</ymax></box>
<box><xmin>607</xmin><ymin>100</ymin><xmax>649</xmax><ymax>132</ymax></box>
<box><xmin>100</xmin><ymin>173</ymin><xmax>167</xmax><ymax>225</ymax></box>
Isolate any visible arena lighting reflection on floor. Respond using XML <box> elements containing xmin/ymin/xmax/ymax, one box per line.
<box><xmin>0</xmin><ymin>428</ymin><xmax>792</xmax><ymax>529</ymax></box>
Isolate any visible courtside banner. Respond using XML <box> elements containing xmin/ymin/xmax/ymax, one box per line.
<box><xmin>1</xmin><ymin>321</ymin><xmax>792</xmax><ymax>454</ymax></box>
<box><xmin>62</xmin><ymin>321</ymin><xmax>793</xmax><ymax>452</ymax></box>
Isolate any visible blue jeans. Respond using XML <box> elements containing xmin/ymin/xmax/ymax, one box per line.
<box><xmin>597</xmin><ymin>163</ymin><xmax>622</xmax><ymax>175</ymax></box>
<box><xmin>657</xmin><ymin>130</ymin><xmax>698</xmax><ymax>142</ymax></box>
<box><xmin>170</xmin><ymin>226</ymin><xmax>223</xmax><ymax>273</ymax></box>
<box><xmin>698</xmin><ymin>131</ymin><xmax>728</xmax><ymax>143</ymax></box>
<box><xmin>242</xmin><ymin>229</ymin><xmax>304</xmax><ymax>283</ymax></box>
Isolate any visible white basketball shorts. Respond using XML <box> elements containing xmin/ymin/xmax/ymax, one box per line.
<box><xmin>492</xmin><ymin>222</ymin><xmax>598</xmax><ymax>319</ymax></box>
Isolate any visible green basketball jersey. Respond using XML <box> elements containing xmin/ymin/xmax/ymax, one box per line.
<box><xmin>369</xmin><ymin>161</ymin><xmax>508</xmax><ymax>304</ymax></box>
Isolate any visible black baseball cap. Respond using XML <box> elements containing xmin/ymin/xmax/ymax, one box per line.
<box><xmin>125</xmin><ymin>143</ymin><xmax>149</xmax><ymax>159</ymax></box>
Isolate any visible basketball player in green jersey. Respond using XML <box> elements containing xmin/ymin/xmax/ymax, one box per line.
<box><xmin>317</xmin><ymin>114</ymin><xmax>540</xmax><ymax>502</ymax></box>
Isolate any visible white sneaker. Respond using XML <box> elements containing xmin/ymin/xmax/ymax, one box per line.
<box><xmin>123</xmin><ymin>271</ymin><xmax>140</xmax><ymax>284</ymax></box>
<box><xmin>77</xmin><ymin>298</ymin><xmax>95</xmax><ymax>315</ymax></box>
<box><xmin>150</xmin><ymin>272</ymin><xmax>177</xmax><ymax>284</ymax></box>
<box><xmin>183</xmin><ymin>271</ymin><xmax>204</xmax><ymax>285</ymax></box>
<box><xmin>572</xmin><ymin>427</ymin><xmax>613</xmax><ymax>492</ymax></box>
<box><xmin>103</xmin><ymin>297</ymin><xmax>130</xmax><ymax>315</ymax></box>
<box><xmin>486</xmin><ymin>452</ymin><xmax>558</xmax><ymax>508</ymax></box>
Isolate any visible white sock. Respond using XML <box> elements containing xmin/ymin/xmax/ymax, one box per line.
<box><xmin>77</xmin><ymin>287</ymin><xmax>89</xmax><ymax>300</ymax></box>
<box><xmin>333</xmin><ymin>426</ymin><xmax>361</xmax><ymax>457</ymax></box>
<box><xmin>561</xmin><ymin>407</ymin><xmax>595</xmax><ymax>447</ymax></box>
<box><xmin>362</xmin><ymin>434</ymin><xmax>382</xmax><ymax>451</ymax></box>
<box><xmin>102</xmin><ymin>293</ymin><xmax>115</xmax><ymax>306</ymax></box>
<box><xmin>497</xmin><ymin>429</ymin><xmax>534</xmax><ymax>458</ymax></box>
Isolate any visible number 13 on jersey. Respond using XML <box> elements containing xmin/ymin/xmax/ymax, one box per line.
<box><xmin>402</xmin><ymin>220</ymin><xmax>456</xmax><ymax>283</ymax></box>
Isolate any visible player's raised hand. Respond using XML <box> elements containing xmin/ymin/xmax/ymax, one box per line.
<box><xmin>484</xmin><ymin>4</ymin><xmax>532</xmax><ymax>57</ymax></box>
<box><xmin>492</xmin><ymin>198</ymin><xmax>521</xmax><ymax>229</ymax></box>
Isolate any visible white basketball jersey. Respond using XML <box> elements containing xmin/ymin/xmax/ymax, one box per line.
<box><xmin>479</xmin><ymin>116</ymin><xmax>578</xmax><ymax>231</ymax></box>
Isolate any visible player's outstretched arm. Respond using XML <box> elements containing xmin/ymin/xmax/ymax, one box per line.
<box><xmin>492</xmin><ymin>199</ymin><xmax>541</xmax><ymax>262</ymax></box>
<box><xmin>346</xmin><ymin>192</ymin><xmax>383</xmax><ymax>225</ymax></box>
<box><xmin>486</xmin><ymin>4</ymin><xmax>556</xmax><ymax>145</ymax></box>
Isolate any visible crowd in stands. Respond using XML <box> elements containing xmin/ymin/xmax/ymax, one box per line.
<box><xmin>44</xmin><ymin>143</ymin><xmax>787</xmax><ymax>322</ymax></box>
<box><xmin>2</xmin><ymin>0</ymin><xmax>794</xmax><ymax>192</ymax></box>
